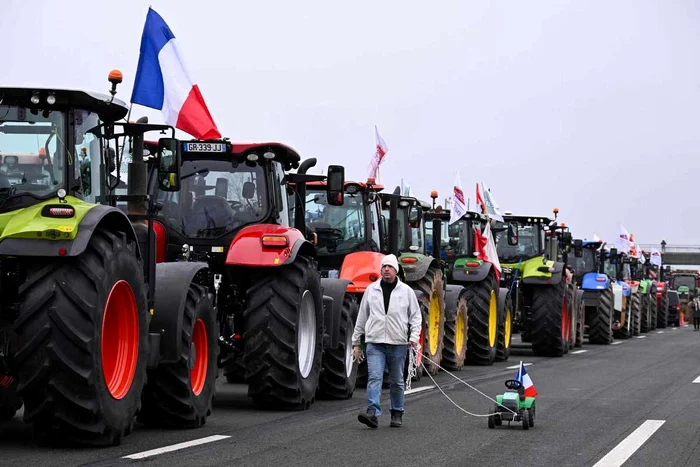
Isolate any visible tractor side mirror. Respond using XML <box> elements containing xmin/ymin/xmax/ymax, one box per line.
<box><xmin>157</xmin><ymin>138</ymin><xmax>181</xmax><ymax>192</ymax></box>
<box><xmin>574</xmin><ymin>239</ymin><xmax>583</xmax><ymax>257</ymax></box>
<box><xmin>326</xmin><ymin>165</ymin><xmax>344</xmax><ymax>206</ymax></box>
<box><xmin>562</xmin><ymin>231</ymin><xmax>572</xmax><ymax>244</ymax></box>
<box><xmin>610</xmin><ymin>248</ymin><xmax>618</xmax><ymax>257</ymax></box>
<box><xmin>507</xmin><ymin>222</ymin><xmax>519</xmax><ymax>246</ymax></box>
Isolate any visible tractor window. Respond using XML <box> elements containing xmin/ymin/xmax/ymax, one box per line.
<box><xmin>369</xmin><ymin>201</ymin><xmax>381</xmax><ymax>251</ymax></box>
<box><xmin>446</xmin><ymin>219</ymin><xmax>469</xmax><ymax>257</ymax></box>
<box><xmin>74</xmin><ymin>109</ymin><xmax>102</xmax><ymax>203</ymax></box>
<box><xmin>494</xmin><ymin>222</ymin><xmax>542</xmax><ymax>262</ymax></box>
<box><xmin>603</xmin><ymin>258</ymin><xmax>617</xmax><ymax>279</ymax></box>
<box><xmin>156</xmin><ymin>159</ymin><xmax>267</xmax><ymax>238</ymax></box>
<box><xmin>568</xmin><ymin>248</ymin><xmax>597</xmax><ymax>277</ymax></box>
<box><xmin>0</xmin><ymin>106</ymin><xmax>66</xmax><ymax>199</ymax></box>
<box><xmin>305</xmin><ymin>191</ymin><xmax>367</xmax><ymax>255</ymax></box>
<box><xmin>273</xmin><ymin>162</ymin><xmax>290</xmax><ymax>227</ymax></box>
<box><xmin>671</xmin><ymin>275</ymin><xmax>696</xmax><ymax>291</ymax></box>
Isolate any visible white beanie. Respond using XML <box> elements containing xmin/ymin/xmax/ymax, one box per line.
<box><xmin>381</xmin><ymin>254</ymin><xmax>399</xmax><ymax>272</ymax></box>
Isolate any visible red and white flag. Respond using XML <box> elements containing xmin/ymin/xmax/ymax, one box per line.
<box><xmin>367</xmin><ymin>125</ymin><xmax>388</xmax><ymax>181</ymax></box>
<box><xmin>515</xmin><ymin>361</ymin><xmax>537</xmax><ymax>397</ymax></box>
<box><xmin>474</xmin><ymin>221</ymin><xmax>501</xmax><ymax>282</ymax></box>
<box><xmin>475</xmin><ymin>183</ymin><xmax>487</xmax><ymax>216</ymax></box>
<box><xmin>449</xmin><ymin>172</ymin><xmax>467</xmax><ymax>225</ymax></box>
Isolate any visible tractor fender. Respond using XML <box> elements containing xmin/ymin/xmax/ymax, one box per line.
<box><xmin>225</xmin><ymin>224</ymin><xmax>313</xmax><ymax>267</ymax></box>
<box><xmin>0</xmin><ymin>204</ymin><xmax>141</xmax><ymax>258</ymax></box>
<box><xmin>320</xmin><ymin>278</ymin><xmax>352</xmax><ymax>349</ymax></box>
<box><xmin>522</xmin><ymin>261</ymin><xmax>564</xmax><ymax>285</ymax></box>
<box><xmin>444</xmin><ymin>284</ymin><xmax>466</xmax><ymax>322</ymax></box>
<box><xmin>151</xmin><ymin>261</ymin><xmax>213</xmax><ymax>364</ymax></box>
<box><xmin>581</xmin><ymin>272</ymin><xmax>609</xmax><ymax>291</ymax></box>
<box><xmin>401</xmin><ymin>254</ymin><xmax>439</xmax><ymax>283</ymax></box>
<box><xmin>340</xmin><ymin>251</ymin><xmax>386</xmax><ymax>294</ymax></box>
<box><xmin>582</xmin><ymin>289</ymin><xmax>604</xmax><ymax>308</ymax></box>
<box><xmin>451</xmin><ymin>260</ymin><xmax>493</xmax><ymax>283</ymax></box>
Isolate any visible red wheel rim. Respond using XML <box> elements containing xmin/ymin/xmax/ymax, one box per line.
<box><xmin>190</xmin><ymin>318</ymin><xmax>209</xmax><ymax>396</ymax></box>
<box><xmin>561</xmin><ymin>297</ymin><xmax>570</xmax><ymax>340</ymax></box>
<box><xmin>416</xmin><ymin>326</ymin><xmax>424</xmax><ymax>367</ymax></box>
<box><xmin>101</xmin><ymin>280</ymin><xmax>139</xmax><ymax>400</ymax></box>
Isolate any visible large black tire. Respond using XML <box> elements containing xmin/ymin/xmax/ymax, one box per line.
<box><xmin>565</xmin><ymin>284</ymin><xmax>577</xmax><ymax>350</ymax></box>
<box><xmin>414</xmin><ymin>266</ymin><xmax>446</xmax><ymax>375</ymax></box>
<box><xmin>657</xmin><ymin>291</ymin><xmax>668</xmax><ymax>328</ymax></box>
<box><xmin>632</xmin><ymin>292</ymin><xmax>641</xmax><ymax>336</ymax></box>
<box><xmin>464</xmin><ymin>271</ymin><xmax>498</xmax><ymax>365</ymax></box>
<box><xmin>650</xmin><ymin>294</ymin><xmax>658</xmax><ymax>331</ymax></box>
<box><xmin>0</xmin><ymin>378</ymin><xmax>21</xmax><ymax>421</ymax></box>
<box><xmin>640</xmin><ymin>293</ymin><xmax>650</xmax><ymax>333</ymax></box>
<box><xmin>574</xmin><ymin>290</ymin><xmax>584</xmax><ymax>347</ymax></box>
<box><xmin>317</xmin><ymin>294</ymin><xmax>359</xmax><ymax>400</ymax></box>
<box><xmin>496</xmin><ymin>288</ymin><xmax>512</xmax><ymax>362</ymax></box>
<box><xmin>588</xmin><ymin>286</ymin><xmax>614</xmax><ymax>345</ymax></box>
<box><xmin>530</xmin><ymin>281</ymin><xmax>568</xmax><ymax>357</ymax></box>
<box><xmin>11</xmin><ymin>229</ymin><xmax>148</xmax><ymax>446</ymax></box>
<box><xmin>243</xmin><ymin>255</ymin><xmax>323</xmax><ymax>410</ymax></box>
<box><xmin>138</xmin><ymin>283</ymin><xmax>218</xmax><ymax>428</ymax></box>
<box><xmin>441</xmin><ymin>293</ymin><xmax>468</xmax><ymax>371</ymax></box>
<box><xmin>222</xmin><ymin>354</ymin><xmax>245</xmax><ymax>384</ymax></box>
<box><xmin>614</xmin><ymin>294</ymin><xmax>632</xmax><ymax>340</ymax></box>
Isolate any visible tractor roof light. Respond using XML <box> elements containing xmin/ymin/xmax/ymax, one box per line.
<box><xmin>30</xmin><ymin>92</ymin><xmax>40</xmax><ymax>105</ymax></box>
<box><xmin>263</xmin><ymin>151</ymin><xmax>275</xmax><ymax>160</ymax></box>
<box><xmin>46</xmin><ymin>94</ymin><xmax>56</xmax><ymax>105</ymax></box>
<box><xmin>399</xmin><ymin>201</ymin><xmax>410</xmax><ymax>207</ymax></box>
<box><xmin>246</xmin><ymin>153</ymin><xmax>259</xmax><ymax>162</ymax></box>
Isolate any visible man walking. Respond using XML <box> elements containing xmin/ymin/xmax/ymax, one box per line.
<box><xmin>691</xmin><ymin>295</ymin><xmax>700</xmax><ymax>331</ymax></box>
<box><xmin>352</xmin><ymin>254</ymin><xmax>422</xmax><ymax>428</ymax></box>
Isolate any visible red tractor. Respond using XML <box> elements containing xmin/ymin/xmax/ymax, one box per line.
<box><xmin>145</xmin><ymin>140</ymin><xmax>355</xmax><ymax>408</ymax></box>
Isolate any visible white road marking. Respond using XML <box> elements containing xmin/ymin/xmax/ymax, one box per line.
<box><xmin>672</xmin><ymin>327</ymin><xmax>678</xmax><ymax>331</ymax></box>
<box><xmin>636</xmin><ymin>336</ymin><xmax>646</xmax><ymax>339</ymax></box>
<box><xmin>692</xmin><ymin>375</ymin><xmax>700</xmax><ymax>384</ymax></box>
<box><xmin>591</xmin><ymin>420</ymin><xmax>666</xmax><ymax>467</ymax></box>
<box><xmin>506</xmin><ymin>363</ymin><xmax>533</xmax><ymax>369</ymax></box>
<box><xmin>123</xmin><ymin>435</ymin><xmax>231</xmax><ymax>460</ymax></box>
<box><xmin>571</xmin><ymin>350</ymin><xmax>588</xmax><ymax>354</ymax></box>
<box><xmin>657</xmin><ymin>331</ymin><xmax>664</xmax><ymax>334</ymax></box>
<box><xmin>611</xmin><ymin>341</ymin><xmax>622</xmax><ymax>345</ymax></box>
<box><xmin>405</xmin><ymin>385</ymin><xmax>434</xmax><ymax>395</ymax></box>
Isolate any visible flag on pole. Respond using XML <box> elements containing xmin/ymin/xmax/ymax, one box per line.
<box><xmin>614</xmin><ymin>224</ymin><xmax>631</xmax><ymax>254</ymax></box>
<box><xmin>400</xmin><ymin>179</ymin><xmax>411</xmax><ymax>196</ymax></box>
<box><xmin>131</xmin><ymin>8</ymin><xmax>221</xmax><ymax>140</ymax></box>
<box><xmin>650</xmin><ymin>248</ymin><xmax>662</xmax><ymax>267</ymax></box>
<box><xmin>481</xmin><ymin>182</ymin><xmax>504</xmax><ymax>222</ymax></box>
<box><xmin>515</xmin><ymin>361</ymin><xmax>537</xmax><ymax>397</ymax></box>
<box><xmin>593</xmin><ymin>233</ymin><xmax>602</xmax><ymax>242</ymax></box>
<box><xmin>367</xmin><ymin>125</ymin><xmax>388</xmax><ymax>181</ymax></box>
<box><xmin>449</xmin><ymin>172</ymin><xmax>467</xmax><ymax>225</ymax></box>
<box><xmin>475</xmin><ymin>183</ymin><xmax>487</xmax><ymax>215</ymax></box>
<box><xmin>482</xmin><ymin>221</ymin><xmax>501</xmax><ymax>282</ymax></box>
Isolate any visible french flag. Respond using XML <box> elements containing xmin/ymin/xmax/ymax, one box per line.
<box><xmin>515</xmin><ymin>361</ymin><xmax>537</xmax><ymax>398</ymax></box>
<box><xmin>131</xmin><ymin>8</ymin><xmax>221</xmax><ymax>140</ymax></box>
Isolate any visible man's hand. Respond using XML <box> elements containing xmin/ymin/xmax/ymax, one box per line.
<box><xmin>352</xmin><ymin>345</ymin><xmax>363</xmax><ymax>362</ymax></box>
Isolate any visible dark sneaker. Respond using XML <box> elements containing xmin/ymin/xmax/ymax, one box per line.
<box><xmin>390</xmin><ymin>410</ymin><xmax>403</xmax><ymax>427</ymax></box>
<box><xmin>358</xmin><ymin>408</ymin><xmax>378</xmax><ymax>429</ymax></box>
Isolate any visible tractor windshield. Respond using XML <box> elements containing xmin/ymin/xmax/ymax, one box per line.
<box><xmin>603</xmin><ymin>257</ymin><xmax>618</xmax><ymax>280</ymax></box>
<box><xmin>495</xmin><ymin>222</ymin><xmax>543</xmax><ymax>262</ymax></box>
<box><xmin>156</xmin><ymin>159</ymin><xmax>268</xmax><ymax>238</ymax></box>
<box><xmin>445</xmin><ymin>219</ymin><xmax>471</xmax><ymax>257</ymax></box>
<box><xmin>306</xmin><ymin>190</ymin><xmax>369</xmax><ymax>255</ymax></box>
<box><xmin>0</xmin><ymin>105</ymin><xmax>66</xmax><ymax>203</ymax></box>
<box><xmin>568</xmin><ymin>248</ymin><xmax>597</xmax><ymax>277</ymax></box>
<box><xmin>671</xmin><ymin>275</ymin><xmax>697</xmax><ymax>292</ymax></box>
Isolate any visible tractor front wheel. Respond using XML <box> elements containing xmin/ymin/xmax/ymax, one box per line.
<box><xmin>12</xmin><ymin>229</ymin><xmax>149</xmax><ymax>446</ymax></box>
<box><xmin>496</xmin><ymin>288</ymin><xmax>512</xmax><ymax>362</ymax></box>
<box><xmin>530</xmin><ymin>282</ymin><xmax>569</xmax><ymax>357</ymax></box>
<box><xmin>317</xmin><ymin>294</ymin><xmax>359</xmax><ymax>400</ymax></box>
<box><xmin>244</xmin><ymin>256</ymin><xmax>323</xmax><ymax>410</ymax></box>
<box><xmin>442</xmin><ymin>293</ymin><xmax>468</xmax><ymax>370</ymax></box>
<box><xmin>588</xmin><ymin>286</ymin><xmax>614</xmax><ymax>345</ymax></box>
<box><xmin>414</xmin><ymin>266</ymin><xmax>446</xmax><ymax>375</ymax></box>
<box><xmin>464</xmin><ymin>271</ymin><xmax>498</xmax><ymax>365</ymax></box>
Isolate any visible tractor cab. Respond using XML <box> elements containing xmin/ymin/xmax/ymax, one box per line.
<box><xmin>304</xmin><ymin>179</ymin><xmax>384</xmax><ymax>277</ymax></box>
<box><xmin>670</xmin><ymin>273</ymin><xmax>698</xmax><ymax>300</ymax></box>
<box><xmin>567</xmin><ymin>240</ymin><xmax>603</xmax><ymax>285</ymax></box>
<box><xmin>378</xmin><ymin>191</ymin><xmax>430</xmax><ymax>255</ymax></box>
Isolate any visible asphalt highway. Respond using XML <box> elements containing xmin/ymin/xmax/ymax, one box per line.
<box><xmin>2</xmin><ymin>326</ymin><xmax>700</xmax><ymax>467</ymax></box>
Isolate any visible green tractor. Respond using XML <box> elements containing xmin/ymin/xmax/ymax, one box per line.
<box><xmin>0</xmin><ymin>75</ymin><xmax>219</xmax><ymax>445</ymax></box>
<box><xmin>492</xmin><ymin>210</ymin><xmax>578</xmax><ymax>357</ymax></box>
<box><xmin>441</xmin><ymin>210</ymin><xmax>511</xmax><ymax>365</ymax></box>
<box><xmin>632</xmin><ymin>254</ymin><xmax>657</xmax><ymax>333</ymax></box>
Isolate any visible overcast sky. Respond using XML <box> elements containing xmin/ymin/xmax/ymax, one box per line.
<box><xmin>3</xmin><ymin>0</ymin><xmax>699</xmax><ymax>245</ymax></box>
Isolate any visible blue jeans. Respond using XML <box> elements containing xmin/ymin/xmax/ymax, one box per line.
<box><xmin>366</xmin><ymin>343</ymin><xmax>407</xmax><ymax>416</ymax></box>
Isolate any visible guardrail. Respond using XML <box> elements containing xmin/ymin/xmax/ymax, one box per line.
<box><xmin>636</xmin><ymin>244</ymin><xmax>700</xmax><ymax>253</ymax></box>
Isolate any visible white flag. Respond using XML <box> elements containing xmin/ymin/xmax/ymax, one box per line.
<box><xmin>593</xmin><ymin>233</ymin><xmax>601</xmax><ymax>242</ymax></box>
<box><xmin>614</xmin><ymin>224</ymin><xmax>631</xmax><ymax>254</ymax></box>
<box><xmin>650</xmin><ymin>248</ymin><xmax>662</xmax><ymax>267</ymax></box>
<box><xmin>400</xmin><ymin>178</ymin><xmax>411</xmax><ymax>196</ymax></box>
<box><xmin>367</xmin><ymin>125</ymin><xmax>388</xmax><ymax>180</ymax></box>
<box><xmin>482</xmin><ymin>221</ymin><xmax>502</xmax><ymax>279</ymax></box>
<box><xmin>449</xmin><ymin>172</ymin><xmax>467</xmax><ymax>225</ymax></box>
<box><xmin>481</xmin><ymin>182</ymin><xmax>504</xmax><ymax>222</ymax></box>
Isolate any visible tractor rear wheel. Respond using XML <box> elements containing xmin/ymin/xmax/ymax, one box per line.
<box><xmin>640</xmin><ymin>294</ymin><xmax>650</xmax><ymax>333</ymax></box>
<box><xmin>414</xmin><ymin>266</ymin><xmax>445</xmax><ymax>375</ymax></box>
<box><xmin>12</xmin><ymin>229</ymin><xmax>148</xmax><ymax>446</ymax></box>
<box><xmin>574</xmin><ymin>290</ymin><xmax>584</xmax><ymax>348</ymax></box>
<box><xmin>244</xmin><ymin>256</ymin><xmax>323</xmax><ymax>410</ymax></box>
<box><xmin>649</xmin><ymin>294</ymin><xmax>658</xmax><ymax>331</ymax></box>
<box><xmin>530</xmin><ymin>281</ymin><xmax>569</xmax><ymax>357</ymax></box>
<box><xmin>464</xmin><ymin>271</ymin><xmax>498</xmax><ymax>365</ymax></box>
<box><xmin>442</xmin><ymin>293</ymin><xmax>468</xmax><ymax>370</ymax></box>
<box><xmin>496</xmin><ymin>289</ymin><xmax>512</xmax><ymax>362</ymax></box>
<box><xmin>588</xmin><ymin>286</ymin><xmax>614</xmax><ymax>345</ymax></box>
<box><xmin>317</xmin><ymin>294</ymin><xmax>359</xmax><ymax>400</ymax></box>
<box><xmin>632</xmin><ymin>292</ymin><xmax>642</xmax><ymax>336</ymax></box>
<box><xmin>0</xmin><ymin>377</ymin><xmax>21</xmax><ymax>421</ymax></box>
<box><xmin>657</xmin><ymin>292</ymin><xmax>668</xmax><ymax>328</ymax></box>
<box><xmin>138</xmin><ymin>283</ymin><xmax>217</xmax><ymax>427</ymax></box>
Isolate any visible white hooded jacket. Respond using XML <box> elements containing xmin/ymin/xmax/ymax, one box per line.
<box><xmin>352</xmin><ymin>277</ymin><xmax>422</xmax><ymax>346</ymax></box>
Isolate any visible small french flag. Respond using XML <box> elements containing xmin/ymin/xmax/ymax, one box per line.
<box><xmin>515</xmin><ymin>361</ymin><xmax>537</xmax><ymax>398</ymax></box>
<box><xmin>131</xmin><ymin>8</ymin><xmax>221</xmax><ymax>140</ymax></box>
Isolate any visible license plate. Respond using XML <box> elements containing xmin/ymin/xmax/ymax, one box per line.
<box><xmin>184</xmin><ymin>142</ymin><xmax>226</xmax><ymax>153</ymax></box>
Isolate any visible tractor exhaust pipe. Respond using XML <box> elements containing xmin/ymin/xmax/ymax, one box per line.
<box><xmin>298</xmin><ymin>158</ymin><xmax>317</xmax><ymax>175</ymax></box>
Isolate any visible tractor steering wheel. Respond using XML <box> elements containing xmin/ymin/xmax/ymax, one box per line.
<box><xmin>505</xmin><ymin>379</ymin><xmax>523</xmax><ymax>390</ymax></box>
